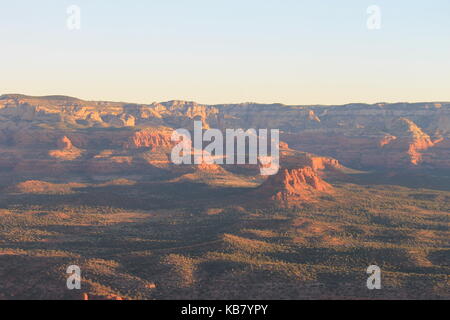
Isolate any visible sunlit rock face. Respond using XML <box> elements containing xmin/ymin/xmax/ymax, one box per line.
<box><xmin>257</xmin><ymin>166</ymin><xmax>334</xmax><ymax>207</ymax></box>
<box><xmin>0</xmin><ymin>94</ymin><xmax>449</xmax><ymax>178</ymax></box>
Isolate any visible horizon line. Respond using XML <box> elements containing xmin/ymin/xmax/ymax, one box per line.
<box><xmin>1</xmin><ymin>93</ymin><xmax>449</xmax><ymax>108</ymax></box>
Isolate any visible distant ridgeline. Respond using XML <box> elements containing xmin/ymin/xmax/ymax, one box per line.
<box><xmin>0</xmin><ymin>94</ymin><xmax>449</xmax><ymax>172</ymax></box>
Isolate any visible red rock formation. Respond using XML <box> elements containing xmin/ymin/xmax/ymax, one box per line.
<box><xmin>49</xmin><ymin>136</ymin><xmax>83</xmax><ymax>160</ymax></box>
<box><xmin>306</xmin><ymin>156</ymin><xmax>342</xmax><ymax>172</ymax></box>
<box><xmin>196</xmin><ymin>161</ymin><xmax>224</xmax><ymax>173</ymax></box>
<box><xmin>379</xmin><ymin>134</ymin><xmax>397</xmax><ymax>147</ymax></box>
<box><xmin>379</xmin><ymin>118</ymin><xmax>435</xmax><ymax>166</ymax></box>
<box><xmin>279</xmin><ymin>144</ymin><xmax>342</xmax><ymax>173</ymax></box>
<box><xmin>257</xmin><ymin>166</ymin><xmax>334</xmax><ymax>206</ymax></box>
<box><xmin>2</xmin><ymin>95</ymin><xmax>450</xmax><ymax>176</ymax></box>
<box><xmin>279</xmin><ymin>141</ymin><xmax>290</xmax><ymax>150</ymax></box>
<box><xmin>57</xmin><ymin>136</ymin><xmax>73</xmax><ymax>149</ymax></box>
<box><xmin>283</xmin><ymin>118</ymin><xmax>443</xmax><ymax>169</ymax></box>
<box><xmin>124</xmin><ymin>129</ymin><xmax>173</xmax><ymax>150</ymax></box>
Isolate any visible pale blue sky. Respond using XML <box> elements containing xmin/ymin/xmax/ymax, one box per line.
<box><xmin>1</xmin><ymin>0</ymin><xmax>449</xmax><ymax>104</ymax></box>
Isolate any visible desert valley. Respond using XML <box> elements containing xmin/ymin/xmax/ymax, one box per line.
<box><xmin>0</xmin><ymin>94</ymin><xmax>448</xmax><ymax>299</ymax></box>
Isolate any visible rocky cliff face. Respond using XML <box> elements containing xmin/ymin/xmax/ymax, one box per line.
<box><xmin>379</xmin><ymin>118</ymin><xmax>436</xmax><ymax>166</ymax></box>
<box><xmin>0</xmin><ymin>94</ymin><xmax>449</xmax><ymax>178</ymax></box>
<box><xmin>257</xmin><ymin>166</ymin><xmax>334</xmax><ymax>207</ymax></box>
<box><xmin>124</xmin><ymin>129</ymin><xmax>174</xmax><ymax>150</ymax></box>
<box><xmin>255</xmin><ymin>144</ymin><xmax>343</xmax><ymax>206</ymax></box>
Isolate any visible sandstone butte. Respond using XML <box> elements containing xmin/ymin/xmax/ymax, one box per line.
<box><xmin>254</xmin><ymin>144</ymin><xmax>341</xmax><ymax>207</ymax></box>
<box><xmin>258</xmin><ymin>166</ymin><xmax>334</xmax><ymax>205</ymax></box>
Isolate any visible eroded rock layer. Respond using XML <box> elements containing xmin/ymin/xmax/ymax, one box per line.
<box><xmin>0</xmin><ymin>94</ymin><xmax>449</xmax><ymax>179</ymax></box>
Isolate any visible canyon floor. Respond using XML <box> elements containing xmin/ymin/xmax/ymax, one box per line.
<box><xmin>0</xmin><ymin>95</ymin><xmax>448</xmax><ymax>300</ymax></box>
<box><xmin>0</xmin><ymin>170</ymin><xmax>448</xmax><ymax>300</ymax></box>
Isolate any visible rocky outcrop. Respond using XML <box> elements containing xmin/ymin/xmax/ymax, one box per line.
<box><xmin>253</xmin><ymin>145</ymin><xmax>344</xmax><ymax>206</ymax></box>
<box><xmin>257</xmin><ymin>166</ymin><xmax>334</xmax><ymax>206</ymax></box>
<box><xmin>360</xmin><ymin>118</ymin><xmax>436</xmax><ymax>167</ymax></box>
<box><xmin>124</xmin><ymin>129</ymin><xmax>173</xmax><ymax>150</ymax></box>
<box><xmin>278</xmin><ymin>144</ymin><xmax>343</xmax><ymax>173</ymax></box>
<box><xmin>391</xmin><ymin>118</ymin><xmax>435</xmax><ymax>165</ymax></box>
<box><xmin>49</xmin><ymin>136</ymin><xmax>83</xmax><ymax>160</ymax></box>
<box><xmin>57</xmin><ymin>136</ymin><xmax>73</xmax><ymax>149</ymax></box>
